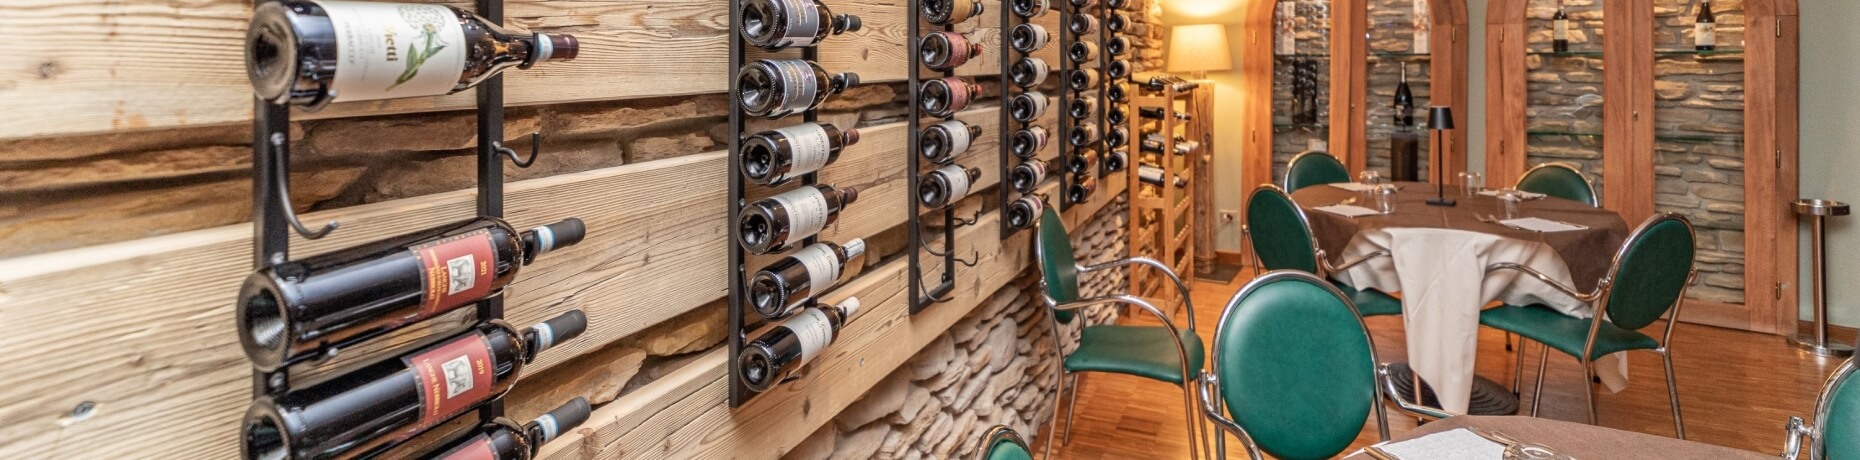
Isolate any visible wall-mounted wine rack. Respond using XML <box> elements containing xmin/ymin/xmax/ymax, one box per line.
<box><xmin>1000</xmin><ymin>0</ymin><xmax>1056</xmax><ymax>239</ymax></box>
<box><xmin>1060</xmin><ymin>0</ymin><xmax>1107</xmax><ymax>205</ymax></box>
<box><xmin>907</xmin><ymin>0</ymin><xmax>983</xmax><ymax>313</ymax></box>
<box><xmin>1101</xmin><ymin>0</ymin><xmax>1129</xmax><ymax>179</ymax></box>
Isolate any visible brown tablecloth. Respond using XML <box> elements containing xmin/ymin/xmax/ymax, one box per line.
<box><xmin>1344</xmin><ymin>416</ymin><xmax>1774</xmax><ymax>459</ymax></box>
<box><xmin>1291</xmin><ymin>183</ymin><xmax>1630</xmax><ymax>291</ymax></box>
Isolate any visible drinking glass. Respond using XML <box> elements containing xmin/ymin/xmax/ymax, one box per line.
<box><xmin>1374</xmin><ymin>184</ymin><xmax>1397</xmax><ymax>214</ymax></box>
<box><xmin>1495</xmin><ymin>189</ymin><xmax>1522</xmax><ymax>219</ymax></box>
<box><xmin>1458</xmin><ymin>171</ymin><xmax>1484</xmax><ymax>196</ymax></box>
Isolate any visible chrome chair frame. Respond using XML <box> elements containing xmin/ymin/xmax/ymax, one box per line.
<box><xmin>1782</xmin><ymin>357</ymin><xmax>1860</xmax><ymax>460</ymax></box>
<box><xmin>1281</xmin><ymin>150</ymin><xmax>1349</xmax><ymax>193</ymax></box>
<box><xmin>1487</xmin><ymin>213</ymin><xmax>1695</xmax><ymax>439</ymax></box>
<box><xmin>1516</xmin><ymin>162</ymin><xmax>1600</xmax><ymax>207</ymax></box>
<box><xmin>1194</xmin><ymin>271</ymin><xmax>1456</xmax><ymax>460</ymax></box>
<box><xmin>977</xmin><ymin>424</ymin><xmax>1033</xmax><ymax>459</ymax></box>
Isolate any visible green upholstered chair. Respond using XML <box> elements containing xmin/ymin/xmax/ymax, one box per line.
<box><xmin>1784</xmin><ymin>357</ymin><xmax>1860</xmax><ymax>460</ymax></box>
<box><xmin>1196</xmin><ymin>271</ymin><xmax>1450</xmax><ymax>460</ymax></box>
<box><xmin>1516</xmin><ymin>163</ymin><xmax>1599</xmax><ymax>207</ymax></box>
<box><xmin>977</xmin><ymin>425</ymin><xmax>1034</xmax><ymax>460</ymax></box>
<box><xmin>1242</xmin><ymin>185</ymin><xmax>1403</xmax><ymax>317</ymax></box>
<box><xmin>1035</xmin><ymin>206</ymin><xmax>1210</xmax><ymax>460</ymax></box>
<box><xmin>1282</xmin><ymin>151</ymin><xmax>1351</xmax><ymax>193</ymax></box>
<box><xmin>1479</xmin><ymin>213</ymin><xmax>1696</xmax><ymax>437</ymax></box>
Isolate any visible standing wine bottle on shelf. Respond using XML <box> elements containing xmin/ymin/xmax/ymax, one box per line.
<box><xmin>1011</xmin><ymin>24</ymin><xmax>1050</xmax><ymax>53</ymax></box>
<box><xmin>1695</xmin><ymin>1</ymin><xmax>1716</xmax><ymax>51</ymax></box>
<box><xmin>920</xmin><ymin>31</ymin><xmax>984</xmax><ymax>71</ymax></box>
<box><xmin>246</xmin><ymin>1</ymin><xmax>580</xmax><ymax>110</ymax></box>
<box><xmin>238</xmin><ymin>217</ymin><xmax>586</xmax><ymax>370</ymax></box>
<box><xmin>1068</xmin><ymin>149</ymin><xmax>1100</xmax><ymax>175</ymax></box>
<box><xmin>1005</xmin><ymin>195</ymin><xmax>1046</xmax><ymax>230</ymax></box>
<box><xmin>1138</xmin><ymin>164</ymin><xmax>1188</xmax><ymax>188</ymax></box>
<box><xmin>1009</xmin><ymin>57</ymin><xmax>1051</xmax><ymax>89</ymax></box>
<box><xmin>742</xmin><ymin>123</ymin><xmax>860</xmax><ymax>186</ymax></box>
<box><xmin>1107</xmin><ymin>106</ymin><xmax>1129</xmax><ymax>125</ymax></box>
<box><xmin>1103</xmin><ymin>149</ymin><xmax>1128</xmax><ymax>173</ymax></box>
<box><xmin>242</xmin><ymin>312</ymin><xmax>589</xmax><ymax>460</ymax></box>
<box><xmin>748</xmin><ymin>239</ymin><xmax>866</xmax><ymax>319</ymax></box>
<box><xmin>1012</xmin><ymin>126</ymin><xmax>1050</xmax><ymax>159</ymax></box>
<box><xmin>1067</xmin><ymin>41</ymin><xmax>1100</xmax><ymax>64</ymax></box>
<box><xmin>1010</xmin><ymin>158</ymin><xmax>1062</xmax><ymax>194</ymax></box>
<box><xmin>1393</xmin><ymin>62</ymin><xmax>1415</xmax><ymax>128</ymax></box>
<box><xmin>739</xmin><ymin>59</ymin><xmax>859</xmax><ymax>119</ymax></box>
<box><xmin>920</xmin><ymin>165</ymin><xmax>983</xmax><ymax>210</ymax></box>
<box><xmin>923</xmin><ymin>0</ymin><xmax>984</xmax><ymax>25</ymax></box>
<box><xmin>920</xmin><ymin>77</ymin><xmax>979</xmax><ymax>118</ymax></box>
<box><xmin>428</xmin><ymin>398</ymin><xmax>590</xmax><ymax>460</ymax></box>
<box><xmin>1068</xmin><ymin>69</ymin><xmax>1101</xmax><ymax>91</ymax></box>
<box><xmin>1068</xmin><ymin>13</ymin><xmax>1099</xmax><ymax>36</ymax></box>
<box><xmin>1067</xmin><ymin>175</ymin><xmax>1098</xmax><ymax>204</ymax></box>
<box><xmin>740</xmin><ymin>0</ymin><xmax>862</xmax><ymax>50</ymax></box>
<box><xmin>1107</xmin><ymin>60</ymin><xmax>1132</xmax><ymax>79</ymax></box>
<box><xmin>1552</xmin><ymin>0</ymin><xmax>1570</xmax><ymax>53</ymax></box>
<box><xmin>921</xmin><ymin>120</ymin><xmax>983</xmax><ymax>164</ymax></box>
<box><xmin>1011</xmin><ymin>0</ymin><xmax>1050</xmax><ymax>18</ymax></box>
<box><xmin>1069</xmin><ymin>123</ymin><xmax>1101</xmax><ymax>147</ymax></box>
<box><xmin>1105</xmin><ymin>125</ymin><xmax>1129</xmax><ymax>148</ymax></box>
<box><xmin>1138</xmin><ymin>107</ymin><xmax>1189</xmax><ymax>121</ymax></box>
<box><xmin>739</xmin><ymin>185</ymin><xmax>861</xmax><ymax>254</ymax></box>
<box><xmin>1068</xmin><ymin>95</ymin><xmax>1098</xmax><ymax>120</ymax></box>
<box><xmin>1010</xmin><ymin>92</ymin><xmax>1050</xmax><ymax>123</ymax></box>
<box><xmin>1106</xmin><ymin>36</ymin><xmax>1132</xmax><ymax>56</ymax></box>
<box><xmin>739</xmin><ymin>297</ymin><xmax>861</xmax><ymax>392</ymax></box>
<box><xmin>1105</xmin><ymin>13</ymin><xmax>1130</xmax><ymax>33</ymax></box>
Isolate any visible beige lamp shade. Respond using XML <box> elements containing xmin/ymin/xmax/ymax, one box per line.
<box><xmin>1167</xmin><ymin>24</ymin><xmax>1233</xmax><ymax>73</ymax></box>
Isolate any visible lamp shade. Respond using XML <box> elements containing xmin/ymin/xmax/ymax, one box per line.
<box><xmin>1167</xmin><ymin>24</ymin><xmax>1233</xmax><ymax>73</ymax></box>
<box><xmin>1428</xmin><ymin>106</ymin><xmax>1455</xmax><ymax>130</ymax></box>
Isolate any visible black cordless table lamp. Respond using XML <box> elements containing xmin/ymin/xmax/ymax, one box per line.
<box><xmin>1425</xmin><ymin>106</ymin><xmax>1457</xmax><ymax>207</ymax></box>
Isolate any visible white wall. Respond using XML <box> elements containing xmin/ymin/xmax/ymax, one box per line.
<box><xmin>1797</xmin><ymin>0</ymin><xmax>1860</xmax><ymax>326</ymax></box>
<box><xmin>1158</xmin><ymin>0</ymin><xmax>1250</xmax><ymax>252</ymax></box>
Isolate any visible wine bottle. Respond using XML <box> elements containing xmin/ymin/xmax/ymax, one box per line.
<box><xmin>1106</xmin><ymin>13</ymin><xmax>1130</xmax><ymax>33</ymax></box>
<box><xmin>1011</xmin><ymin>0</ymin><xmax>1050</xmax><ymax>18</ymax></box>
<box><xmin>1106</xmin><ymin>36</ymin><xmax>1132</xmax><ymax>56</ymax></box>
<box><xmin>1142</xmin><ymin>74</ymin><xmax>1199</xmax><ymax>92</ymax></box>
<box><xmin>1106</xmin><ymin>0</ymin><xmax>1131</xmax><ymax>10</ymax></box>
<box><xmin>919</xmin><ymin>165</ymin><xmax>982</xmax><ymax>210</ymax></box>
<box><xmin>1068</xmin><ymin>68</ymin><xmax>1101</xmax><ymax>91</ymax></box>
<box><xmin>1009</xmin><ymin>57</ymin><xmax>1051</xmax><ymax>89</ymax></box>
<box><xmin>1010</xmin><ymin>158</ymin><xmax>1060</xmax><ymax>193</ymax></box>
<box><xmin>1138</xmin><ymin>164</ymin><xmax>1188</xmax><ymax>188</ymax></box>
<box><xmin>242</xmin><ymin>312</ymin><xmax>588</xmax><ymax>460</ymax></box>
<box><xmin>1105</xmin><ymin>125</ymin><xmax>1129</xmax><ymax>148</ymax></box>
<box><xmin>739</xmin><ymin>185</ymin><xmax>861</xmax><ymax>254</ymax></box>
<box><xmin>921</xmin><ymin>31</ymin><xmax>984</xmax><ymax>71</ymax></box>
<box><xmin>1104</xmin><ymin>149</ymin><xmax>1129</xmax><ymax>173</ymax></box>
<box><xmin>428</xmin><ymin>398</ymin><xmax>590</xmax><ymax>460</ymax></box>
<box><xmin>1138</xmin><ymin>136</ymin><xmax>1178</xmax><ymax>155</ymax></box>
<box><xmin>920</xmin><ymin>77</ymin><xmax>980</xmax><ymax>118</ymax></box>
<box><xmin>1067</xmin><ymin>41</ymin><xmax>1100</xmax><ymax>64</ymax></box>
<box><xmin>1138</xmin><ymin>107</ymin><xmax>1189</xmax><ymax>121</ymax></box>
<box><xmin>1068</xmin><ymin>95</ymin><xmax>1098</xmax><ymax>120</ymax></box>
<box><xmin>1011</xmin><ymin>24</ymin><xmax>1051</xmax><ymax>53</ymax></box>
<box><xmin>748</xmin><ymin>239</ymin><xmax>866</xmax><ymax>319</ymax></box>
<box><xmin>1012</xmin><ymin>126</ymin><xmax>1050</xmax><ymax>159</ymax></box>
<box><xmin>1067</xmin><ymin>174</ymin><xmax>1098</xmax><ymax>204</ymax></box>
<box><xmin>740</xmin><ymin>297</ymin><xmax>861</xmax><ymax>392</ymax></box>
<box><xmin>1552</xmin><ymin>0</ymin><xmax>1570</xmax><ymax>53</ymax></box>
<box><xmin>1108</xmin><ymin>84</ymin><xmax>1129</xmax><ymax>103</ymax></box>
<box><xmin>1107</xmin><ymin>60</ymin><xmax>1131</xmax><ymax>79</ymax></box>
<box><xmin>742</xmin><ymin>123</ymin><xmax>860</xmax><ymax>186</ymax></box>
<box><xmin>1107</xmin><ymin>106</ymin><xmax>1129</xmax><ymax>125</ymax></box>
<box><xmin>238</xmin><ymin>218</ymin><xmax>586</xmax><ymax>370</ymax></box>
<box><xmin>1010</xmin><ymin>91</ymin><xmax>1050</xmax><ymax>123</ymax></box>
<box><xmin>1695</xmin><ymin>1</ymin><xmax>1716</xmax><ymax>51</ymax></box>
<box><xmin>1393</xmin><ymin>62</ymin><xmax>1415</xmax><ymax>128</ymax></box>
<box><xmin>1068</xmin><ymin>13</ymin><xmax>1099</xmax><ymax>36</ymax></box>
<box><xmin>739</xmin><ymin>59</ymin><xmax>860</xmax><ymax>119</ymax></box>
<box><xmin>1068</xmin><ymin>149</ymin><xmax>1100</xmax><ymax>175</ymax></box>
<box><xmin>1005</xmin><ymin>195</ymin><xmax>1045</xmax><ymax>230</ymax></box>
<box><xmin>1176</xmin><ymin>140</ymin><xmax>1201</xmax><ymax>155</ymax></box>
<box><xmin>1068</xmin><ymin>0</ymin><xmax>1098</xmax><ymax>8</ymax></box>
<box><xmin>921</xmin><ymin>120</ymin><xmax>983</xmax><ymax>164</ymax></box>
<box><xmin>246</xmin><ymin>1</ymin><xmax>579</xmax><ymax>110</ymax></box>
<box><xmin>1069</xmin><ymin>123</ymin><xmax>1100</xmax><ymax>146</ymax></box>
<box><xmin>740</xmin><ymin>0</ymin><xmax>862</xmax><ymax>50</ymax></box>
<box><xmin>923</xmin><ymin>0</ymin><xmax>984</xmax><ymax>25</ymax></box>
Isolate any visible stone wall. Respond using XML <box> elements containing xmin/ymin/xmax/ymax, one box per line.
<box><xmin>1271</xmin><ymin>0</ymin><xmax>1334</xmax><ymax>181</ymax></box>
<box><xmin>1365</xmin><ymin>0</ymin><xmax>1433</xmax><ymax>180</ymax></box>
<box><xmin>1524</xmin><ymin>0</ymin><xmax>1608</xmax><ymax>199</ymax></box>
<box><xmin>1651</xmin><ymin>0</ymin><xmax>1748</xmax><ymax>304</ymax></box>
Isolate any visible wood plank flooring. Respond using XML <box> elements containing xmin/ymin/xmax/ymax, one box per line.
<box><xmin>1029</xmin><ymin>270</ymin><xmax>1844</xmax><ymax>459</ymax></box>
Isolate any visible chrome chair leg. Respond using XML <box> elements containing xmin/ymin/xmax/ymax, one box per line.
<box><xmin>1581</xmin><ymin>360</ymin><xmax>1598</xmax><ymax>425</ymax></box>
<box><xmin>1045</xmin><ymin>369</ymin><xmax>1069</xmax><ymax>460</ymax></box>
<box><xmin>1063</xmin><ymin>374</ymin><xmax>1081</xmax><ymax>445</ymax></box>
<box><xmin>1506</xmin><ymin>332</ymin><xmax>1514</xmax><ymax>352</ymax></box>
<box><xmin>1662</xmin><ymin>350</ymin><xmax>1686</xmax><ymax>439</ymax></box>
<box><xmin>1178</xmin><ymin>381</ymin><xmax>1203</xmax><ymax>460</ymax></box>
<box><xmin>1530</xmin><ymin>344</ymin><xmax>1550</xmax><ymax>417</ymax></box>
<box><xmin>1512</xmin><ymin>340</ymin><xmax>1527</xmax><ymax>396</ymax></box>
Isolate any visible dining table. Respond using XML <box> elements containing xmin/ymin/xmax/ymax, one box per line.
<box><xmin>1341</xmin><ymin>416</ymin><xmax>1775</xmax><ymax>459</ymax></box>
<box><xmin>1290</xmin><ymin>182</ymin><xmax>1632</xmax><ymax>414</ymax></box>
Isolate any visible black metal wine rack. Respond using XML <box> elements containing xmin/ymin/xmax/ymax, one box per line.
<box><xmin>1098</xmin><ymin>0</ymin><xmax>1122</xmax><ymax>180</ymax></box>
<box><xmin>999</xmin><ymin>0</ymin><xmax>1055</xmax><ymax>239</ymax></box>
<box><xmin>1059</xmin><ymin>0</ymin><xmax>1106</xmax><ymax>204</ymax></box>
<box><xmin>907</xmin><ymin>0</ymin><xmax>982</xmax><ymax>314</ymax></box>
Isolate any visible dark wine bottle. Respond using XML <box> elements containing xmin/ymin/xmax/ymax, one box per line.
<box><xmin>1105</xmin><ymin>125</ymin><xmax>1129</xmax><ymax>148</ymax></box>
<box><xmin>1010</xmin><ymin>24</ymin><xmax>1051</xmax><ymax>53</ymax></box>
<box><xmin>1107</xmin><ymin>105</ymin><xmax>1128</xmax><ymax>125</ymax></box>
<box><xmin>1005</xmin><ymin>195</ymin><xmax>1046</xmax><ymax>230</ymax></box>
<box><xmin>923</xmin><ymin>0</ymin><xmax>984</xmax><ymax>25</ymax></box>
<box><xmin>743</xmin><ymin>123</ymin><xmax>860</xmax><ymax>186</ymax></box>
<box><xmin>920</xmin><ymin>77</ymin><xmax>980</xmax><ymax>118</ymax></box>
<box><xmin>1108</xmin><ymin>84</ymin><xmax>1130</xmax><ymax>103</ymax></box>
<box><xmin>1552</xmin><ymin>0</ymin><xmax>1570</xmax><ymax>53</ymax></box>
<box><xmin>739</xmin><ymin>185</ymin><xmax>861</xmax><ymax>254</ymax></box>
<box><xmin>1138</xmin><ymin>107</ymin><xmax>1190</xmax><ymax>121</ymax></box>
<box><xmin>1068</xmin><ymin>149</ymin><xmax>1100</xmax><ymax>175</ymax></box>
<box><xmin>1106</xmin><ymin>36</ymin><xmax>1132</xmax><ymax>56</ymax></box>
<box><xmin>1068</xmin><ymin>13</ymin><xmax>1099</xmax><ymax>36</ymax></box>
<box><xmin>242</xmin><ymin>312</ymin><xmax>588</xmax><ymax>460</ymax></box>
<box><xmin>1695</xmin><ymin>1</ymin><xmax>1716</xmax><ymax>51</ymax></box>
<box><xmin>740</xmin><ymin>0</ymin><xmax>862</xmax><ymax>50</ymax></box>
<box><xmin>1107</xmin><ymin>60</ymin><xmax>1132</xmax><ymax>79</ymax></box>
<box><xmin>1138</xmin><ymin>164</ymin><xmax>1188</xmax><ymax>188</ymax></box>
<box><xmin>1010</xmin><ymin>91</ymin><xmax>1050</xmax><ymax>123</ymax></box>
<box><xmin>1011</xmin><ymin>0</ymin><xmax>1050</xmax><ymax>18</ymax></box>
<box><xmin>921</xmin><ymin>31</ymin><xmax>984</xmax><ymax>71</ymax></box>
<box><xmin>1068</xmin><ymin>94</ymin><xmax>1098</xmax><ymax>120</ymax></box>
<box><xmin>1068</xmin><ymin>123</ymin><xmax>1100</xmax><ymax>146</ymax></box>
<box><xmin>1068</xmin><ymin>68</ymin><xmax>1100</xmax><ymax>90</ymax></box>
<box><xmin>739</xmin><ymin>59</ymin><xmax>860</xmax><ymax>119</ymax></box>
<box><xmin>238</xmin><ymin>218</ymin><xmax>586</xmax><ymax>370</ymax></box>
<box><xmin>1106</xmin><ymin>13</ymin><xmax>1130</xmax><ymax>33</ymax></box>
<box><xmin>427</xmin><ymin>398</ymin><xmax>590</xmax><ymax>460</ymax></box>
<box><xmin>1012</xmin><ymin>126</ymin><xmax>1050</xmax><ymax>159</ymax></box>
<box><xmin>1010</xmin><ymin>158</ymin><xmax>1060</xmax><ymax>193</ymax></box>
<box><xmin>739</xmin><ymin>297</ymin><xmax>860</xmax><ymax>392</ymax></box>
<box><xmin>1393</xmin><ymin>62</ymin><xmax>1415</xmax><ymax>128</ymax></box>
<box><xmin>920</xmin><ymin>165</ymin><xmax>983</xmax><ymax>210</ymax></box>
<box><xmin>748</xmin><ymin>239</ymin><xmax>866</xmax><ymax>319</ymax></box>
<box><xmin>1103</xmin><ymin>149</ymin><xmax>1128</xmax><ymax>173</ymax></box>
<box><xmin>1068</xmin><ymin>0</ymin><xmax>1098</xmax><ymax>8</ymax></box>
<box><xmin>1009</xmin><ymin>57</ymin><xmax>1051</xmax><ymax>89</ymax></box>
<box><xmin>247</xmin><ymin>1</ymin><xmax>579</xmax><ymax>110</ymax></box>
<box><xmin>1067</xmin><ymin>174</ymin><xmax>1098</xmax><ymax>204</ymax></box>
<box><xmin>1143</xmin><ymin>74</ymin><xmax>1200</xmax><ymax>92</ymax></box>
<box><xmin>1106</xmin><ymin>0</ymin><xmax>1131</xmax><ymax>10</ymax></box>
<box><xmin>1067</xmin><ymin>41</ymin><xmax>1099</xmax><ymax>64</ymax></box>
<box><xmin>921</xmin><ymin>120</ymin><xmax>983</xmax><ymax>164</ymax></box>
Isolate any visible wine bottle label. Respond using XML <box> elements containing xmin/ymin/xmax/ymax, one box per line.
<box><xmin>792</xmin><ymin>243</ymin><xmax>844</xmax><ymax>300</ymax></box>
<box><xmin>777</xmin><ymin>0</ymin><xmax>823</xmax><ymax>47</ymax></box>
<box><xmin>939</xmin><ymin>78</ymin><xmax>973</xmax><ymax>114</ymax></box>
<box><xmin>435</xmin><ymin>434</ymin><xmax>497</xmax><ymax>460</ymax></box>
<box><xmin>1695</xmin><ymin>23</ymin><xmax>1715</xmax><ymax>46</ymax></box>
<box><xmin>770</xmin><ymin>60</ymin><xmax>820</xmax><ymax>115</ymax></box>
<box><xmin>534</xmin><ymin>411</ymin><xmax>563</xmax><ymax>442</ymax></box>
<box><xmin>945</xmin><ymin>34</ymin><xmax>973</xmax><ymax>65</ymax></box>
<box><xmin>939</xmin><ymin>165</ymin><xmax>974</xmax><ymax>203</ymax></box>
<box><xmin>406</xmin><ymin>333</ymin><xmax>496</xmax><ymax>435</ymax></box>
<box><xmin>411</xmin><ymin>229</ymin><xmax>498</xmax><ymax>316</ymax></box>
<box><xmin>771</xmin><ymin>187</ymin><xmax>831</xmax><ymax>240</ymax></box>
<box><xmin>1554</xmin><ymin>19</ymin><xmax>1569</xmax><ymax>40</ymax></box>
<box><xmin>785</xmin><ymin>307</ymin><xmax>835</xmax><ymax>364</ymax></box>
<box><xmin>937</xmin><ymin>121</ymin><xmax>973</xmax><ymax>155</ymax></box>
<box><xmin>316</xmin><ymin>1</ymin><xmax>468</xmax><ymax>103</ymax></box>
<box><xmin>1275</xmin><ymin>3</ymin><xmax>1296</xmax><ymax>55</ymax></box>
<box><xmin>1139</xmin><ymin>165</ymin><xmax>1163</xmax><ymax>183</ymax></box>
<box><xmin>774</xmin><ymin>123</ymin><xmax>835</xmax><ymax>176</ymax></box>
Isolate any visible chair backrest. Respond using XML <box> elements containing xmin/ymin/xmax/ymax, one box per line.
<box><xmin>1813</xmin><ymin>358</ymin><xmax>1860</xmax><ymax>459</ymax></box>
<box><xmin>1516</xmin><ymin>163</ymin><xmax>1599</xmax><ymax>207</ymax></box>
<box><xmin>977</xmin><ymin>425</ymin><xmax>1034</xmax><ymax>460</ymax></box>
<box><xmin>1599</xmin><ymin>213</ymin><xmax>1696</xmax><ymax>330</ymax></box>
<box><xmin>1211</xmin><ymin>271</ymin><xmax>1380</xmax><ymax>460</ymax></box>
<box><xmin>1283</xmin><ymin>151</ymin><xmax>1351</xmax><ymax>192</ymax></box>
<box><xmin>1035</xmin><ymin>206</ymin><xmax>1080</xmax><ymax>323</ymax></box>
<box><xmin>1245</xmin><ymin>186</ymin><xmax>1321</xmax><ymax>274</ymax></box>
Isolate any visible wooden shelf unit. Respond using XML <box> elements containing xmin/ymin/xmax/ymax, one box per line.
<box><xmin>1127</xmin><ymin>83</ymin><xmax>1207</xmax><ymax>300</ymax></box>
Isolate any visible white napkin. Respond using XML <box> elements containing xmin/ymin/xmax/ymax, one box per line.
<box><xmin>1314</xmin><ymin>204</ymin><xmax>1384</xmax><ymax>218</ymax></box>
<box><xmin>1372</xmin><ymin>428</ymin><xmax>1507</xmax><ymax>460</ymax></box>
<box><xmin>1330</xmin><ymin>182</ymin><xmax>1379</xmax><ymax>192</ymax></box>
<box><xmin>1479</xmin><ymin>189</ymin><xmax>1547</xmax><ymax>200</ymax></box>
<box><xmin>1499</xmin><ymin>217</ymin><xmax>1589</xmax><ymax>232</ymax></box>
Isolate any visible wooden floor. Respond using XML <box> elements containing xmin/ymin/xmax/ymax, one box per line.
<box><xmin>1030</xmin><ymin>269</ymin><xmax>1846</xmax><ymax>459</ymax></box>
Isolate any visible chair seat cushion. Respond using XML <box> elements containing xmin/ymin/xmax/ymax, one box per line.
<box><xmin>1479</xmin><ymin>304</ymin><xmax>1659</xmax><ymax>360</ymax></box>
<box><xmin>1065</xmin><ymin>325</ymin><xmax>1205</xmax><ymax>384</ymax></box>
<box><xmin>1330</xmin><ymin>279</ymin><xmax>1403</xmax><ymax>317</ymax></box>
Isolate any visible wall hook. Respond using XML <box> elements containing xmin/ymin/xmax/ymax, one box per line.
<box><xmin>269</xmin><ymin>133</ymin><xmax>338</xmax><ymax>240</ymax></box>
<box><xmin>952</xmin><ymin>250</ymin><xmax>980</xmax><ymax>268</ymax></box>
<box><xmin>951</xmin><ymin>208</ymin><xmax>982</xmax><ymax>228</ymax></box>
<box><xmin>495</xmin><ymin>132</ymin><xmax>541</xmax><ymax>168</ymax></box>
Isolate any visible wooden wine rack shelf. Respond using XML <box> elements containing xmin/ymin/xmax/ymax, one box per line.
<box><xmin>1126</xmin><ymin>83</ymin><xmax>1207</xmax><ymax>302</ymax></box>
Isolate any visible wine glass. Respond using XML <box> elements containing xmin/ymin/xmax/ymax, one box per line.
<box><xmin>1458</xmin><ymin>171</ymin><xmax>1484</xmax><ymax>196</ymax></box>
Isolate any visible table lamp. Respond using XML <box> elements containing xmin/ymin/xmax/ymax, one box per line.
<box><xmin>1167</xmin><ymin>24</ymin><xmax>1233</xmax><ymax>80</ymax></box>
<box><xmin>1426</xmin><ymin>106</ymin><xmax>1456</xmax><ymax>207</ymax></box>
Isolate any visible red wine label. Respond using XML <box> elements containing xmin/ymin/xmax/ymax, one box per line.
<box><xmin>771</xmin><ymin>186</ymin><xmax>831</xmax><ymax>241</ymax></box>
<box><xmin>1695</xmin><ymin>23</ymin><xmax>1715</xmax><ymax>46</ymax></box>
<box><xmin>775</xmin><ymin>123</ymin><xmax>834</xmax><ymax>177</ymax></box>
<box><xmin>411</xmin><ymin>229</ymin><xmax>497</xmax><ymax>316</ymax></box>
<box><xmin>940</xmin><ymin>78</ymin><xmax>973</xmax><ymax>114</ymax></box>
<box><xmin>938</xmin><ymin>165</ymin><xmax>974</xmax><ymax>205</ymax></box>
<box><xmin>406</xmin><ymin>334</ymin><xmax>496</xmax><ymax>434</ymax></box>
<box><xmin>769</xmin><ymin>60</ymin><xmax>820</xmax><ymax>116</ymax></box>
<box><xmin>315</xmin><ymin>1</ymin><xmax>468</xmax><ymax>103</ymax></box>
<box><xmin>935</xmin><ymin>121</ymin><xmax>973</xmax><ymax>156</ymax></box>
<box><xmin>434</xmin><ymin>434</ymin><xmax>498</xmax><ymax>460</ymax></box>
<box><xmin>942</xmin><ymin>33</ymin><xmax>972</xmax><ymax>67</ymax></box>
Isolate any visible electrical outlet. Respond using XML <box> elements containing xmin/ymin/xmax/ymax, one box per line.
<box><xmin>1219</xmin><ymin>209</ymin><xmax>1238</xmax><ymax>226</ymax></box>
